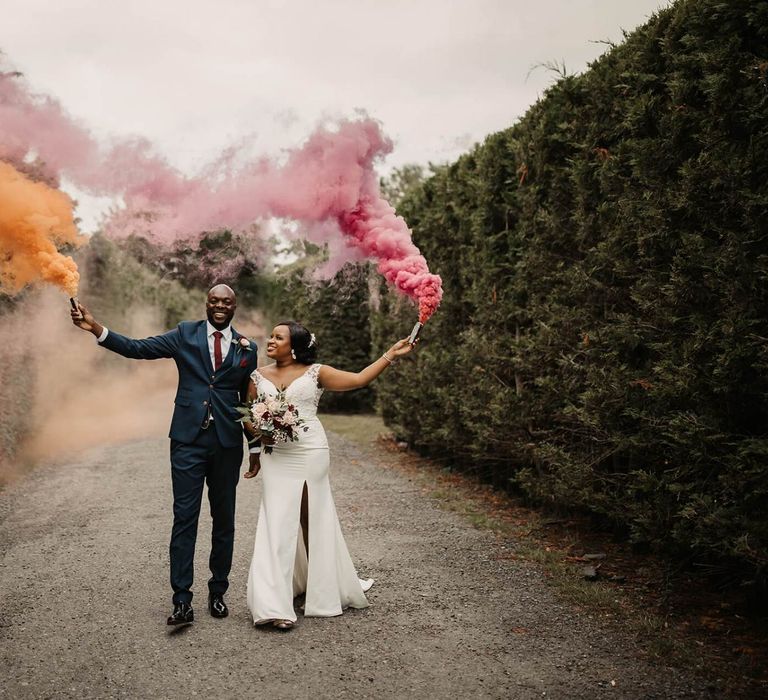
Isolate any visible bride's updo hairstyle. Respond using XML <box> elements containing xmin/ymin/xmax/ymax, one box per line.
<box><xmin>278</xmin><ymin>320</ymin><xmax>318</xmax><ymax>365</ymax></box>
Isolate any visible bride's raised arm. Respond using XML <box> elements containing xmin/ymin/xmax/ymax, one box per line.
<box><xmin>318</xmin><ymin>338</ymin><xmax>415</xmax><ymax>391</ymax></box>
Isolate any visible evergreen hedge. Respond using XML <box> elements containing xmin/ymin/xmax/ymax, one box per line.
<box><xmin>371</xmin><ymin>0</ymin><xmax>768</xmax><ymax>576</ymax></box>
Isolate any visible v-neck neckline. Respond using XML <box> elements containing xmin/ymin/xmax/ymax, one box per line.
<box><xmin>256</xmin><ymin>364</ymin><xmax>315</xmax><ymax>393</ymax></box>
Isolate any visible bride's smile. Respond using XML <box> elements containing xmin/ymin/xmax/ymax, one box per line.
<box><xmin>265</xmin><ymin>326</ymin><xmax>292</xmax><ymax>360</ymax></box>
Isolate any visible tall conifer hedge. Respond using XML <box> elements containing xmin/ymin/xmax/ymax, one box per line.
<box><xmin>371</xmin><ymin>0</ymin><xmax>768</xmax><ymax>575</ymax></box>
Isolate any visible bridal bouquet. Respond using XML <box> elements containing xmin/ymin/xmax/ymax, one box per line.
<box><xmin>237</xmin><ymin>391</ymin><xmax>308</xmax><ymax>454</ymax></box>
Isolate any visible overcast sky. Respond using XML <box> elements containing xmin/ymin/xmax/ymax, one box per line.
<box><xmin>2</xmin><ymin>0</ymin><xmax>668</xmax><ymax>229</ymax></box>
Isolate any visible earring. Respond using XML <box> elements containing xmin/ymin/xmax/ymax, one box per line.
<box><xmin>291</xmin><ymin>349</ymin><xmax>296</xmax><ymax>360</ymax></box>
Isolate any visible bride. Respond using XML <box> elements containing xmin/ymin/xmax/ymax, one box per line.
<box><xmin>243</xmin><ymin>320</ymin><xmax>415</xmax><ymax>630</ymax></box>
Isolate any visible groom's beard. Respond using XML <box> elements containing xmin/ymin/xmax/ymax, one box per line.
<box><xmin>207</xmin><ymin>311</ymin><xmax>235</xmax><ymax>329</ymax></box>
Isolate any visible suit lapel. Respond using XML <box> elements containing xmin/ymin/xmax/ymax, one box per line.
<box><xmin>196</xmin><ymin>322</ymin><xmax>214</xmax><ymax>375</ymax></box>
<box><xmin>221</xmin><ymin>335</ymin><xmax>236</xmax><ymax>372</ymax></box>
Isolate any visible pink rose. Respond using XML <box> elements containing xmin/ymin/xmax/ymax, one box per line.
<box><xmin>282</xmin><ymin>411</ymin><xmax>296</xmax><ymax>426</ymax></box>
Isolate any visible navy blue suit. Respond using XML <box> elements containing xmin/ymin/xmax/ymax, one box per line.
<box><xmin>100</xmin><ymin>320</ymin><xmax>258</xmax><ymax>604</ymax></box>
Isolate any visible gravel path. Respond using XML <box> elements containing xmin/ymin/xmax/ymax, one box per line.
<box><xmin>0</xmin><ymin>433</ymin><xmax>716</xmax><ymax>699</ymax></box>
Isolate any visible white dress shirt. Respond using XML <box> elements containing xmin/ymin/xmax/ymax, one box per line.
<box><xmin>206</xmin><ymin>321</ymin><xmax>233</xmax><ymax>369</ymax></box>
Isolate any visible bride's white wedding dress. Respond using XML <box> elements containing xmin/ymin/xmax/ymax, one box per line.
<box><xmin>246</xmin><ymin>363</ymin><xmax>372</xmax><ymax>624</ymax></box>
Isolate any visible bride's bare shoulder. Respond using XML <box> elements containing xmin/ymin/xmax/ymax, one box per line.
<box><xmin>253</xmin><ymin>363</ymin><xmax>278</xmax><ymax>379</ymax></box>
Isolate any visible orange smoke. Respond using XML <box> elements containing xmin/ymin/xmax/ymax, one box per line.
<box><xmin>0</xmin><ymin>161</ymin><xmax>83</xmax><ymax>296</ymax></box>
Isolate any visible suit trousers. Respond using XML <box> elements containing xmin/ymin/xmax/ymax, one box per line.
<box><xmin>169</xmin><ymin>426</ymin><xmax>243</xmax><ymax>604</ymax></box>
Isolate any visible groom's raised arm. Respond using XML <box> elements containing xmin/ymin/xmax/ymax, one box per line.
<box><xmin>71</xmin><ymin>301</ymin><xmax>180</xmax><ymax>360</ymax></box>
<box><xmin>100</xmin><ymin>326</ymin><xmax>181</xmax><ymax>360</ymax></box>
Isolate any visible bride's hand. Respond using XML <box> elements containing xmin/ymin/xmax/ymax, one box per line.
<box><xmin>388</xmin><ymin>338</ymin><xmax>417</xmax><ymax>358</ymax></box>
<box><xmin>244</xmin><ymin>453</ymin><xmax>261</xmax><ymax>479</ymax></box>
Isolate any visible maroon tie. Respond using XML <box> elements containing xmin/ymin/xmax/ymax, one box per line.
<box><xmin>213</xmin><ymin>331</ymin><xmax>223</xmax><ymax>370</ymax></box>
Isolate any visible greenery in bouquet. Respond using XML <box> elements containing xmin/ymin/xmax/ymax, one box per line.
<box><xmin>237</xmin><ymin>391</ymin><xmax>308</xmax><ymax>454</ymax></box>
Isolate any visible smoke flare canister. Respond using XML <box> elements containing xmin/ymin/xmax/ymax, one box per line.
<box><xmin>69</xmin><ymin>296</ymin><xmax>82</xmax><ymax>320</ymax></box>
<box><xmin>408</xmin><ymin>322</ymin><xmax>423</xmax><ymax>345</ymax></box>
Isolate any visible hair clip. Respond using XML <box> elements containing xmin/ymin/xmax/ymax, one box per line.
<box><xmin>308</xmin><ymin>333</ymin><xmax>316</xmax><ymax>348</ymax></box>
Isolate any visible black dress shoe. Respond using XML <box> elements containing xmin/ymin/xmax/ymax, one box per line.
<box><xmin>167</xmin><ymin>602</ymin><xmax>194</xmax><ymax>626</ymax></box>
<box><xmin>209</xmin><ymin>593</ymin><xmax>228</xmax><ymax>618</ymax></box>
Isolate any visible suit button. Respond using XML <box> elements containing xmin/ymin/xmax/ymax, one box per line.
<box><xmin>209</xmin><ymin>384</ymin><xmax>213</xmax><ymax>388</ymax></box>
<box><xmin>203</xmin><ymin>400</ymin><xmax>208</xmax><ymax>406</ymax></box>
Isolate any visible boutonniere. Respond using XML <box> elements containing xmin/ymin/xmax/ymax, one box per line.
<box><xmin>235</xmin><ymin>336</ymin><xmax>253</xmax><ymax>353</ymax></box>
<box><xmin>235</xmin><ymin>336</ymin><xmax>253</xmax><ymax>367</ymax></box>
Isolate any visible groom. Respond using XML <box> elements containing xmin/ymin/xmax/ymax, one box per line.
<box><xmin>71</xmin><ymin>285</ymin><xmax>260</xmax><ymax>626</ymax></box>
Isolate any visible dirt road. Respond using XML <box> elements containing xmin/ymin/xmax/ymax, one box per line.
<box><xmin>0</xmin><ymin>432</ymin><xmax>715</xmax><ymax>699</ymax></box>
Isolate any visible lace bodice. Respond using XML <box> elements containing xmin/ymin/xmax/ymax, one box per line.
<box><xmin>250</xmin><ymin>363</ymin><xmax>324</xmax><ymax>420</ymax></box>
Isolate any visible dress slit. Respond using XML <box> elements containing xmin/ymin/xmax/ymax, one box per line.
<box><xmin>292</xmin><ymin>480</ymin><xmax>310</xmax><ymax>599</ymax></box>
<box><xmin>300</xmin><ymin>480</ymin><xmax>309</xmax><ymax>560</ymax></box>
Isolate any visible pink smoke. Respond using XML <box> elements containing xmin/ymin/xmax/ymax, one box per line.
<box><xmin>0</xmin><ymin>65</ymin><xmax>442</xmax><ymax>320</ymax></box>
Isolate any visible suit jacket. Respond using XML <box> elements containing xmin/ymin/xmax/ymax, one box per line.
<box><xmin>100</xmin><ymin>320</ymin><xmax>258</xmax><ymax>447</ymax></box>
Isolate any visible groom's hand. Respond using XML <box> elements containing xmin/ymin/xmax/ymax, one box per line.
<box><xmin>244</xmin><ymin>453</ymin><xmax>261</xmax><ymax>479</ymax></box>
<box><xmin>70</xmin><ymin>302</ymin><xmax>102</xmax><ymax>336</ymax></box>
